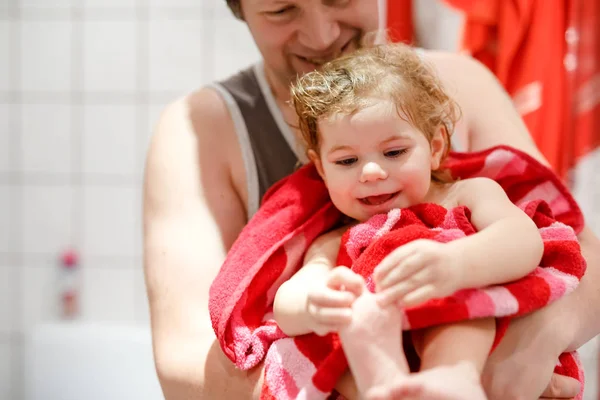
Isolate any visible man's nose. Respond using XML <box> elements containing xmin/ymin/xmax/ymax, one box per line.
<box><xmin>360</xmin><ymin>162</ymin><xmax>388</xmax><ymax>182</ymax></box>
<box><xmin>298</xmin><ymin>8</ymin><xmax>341</xmax><ymax>52</ymax></box>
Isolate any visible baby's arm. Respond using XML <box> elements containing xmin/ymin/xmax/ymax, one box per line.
<box><xmin>452</xmin><ymin>177</ymin><xmax>544</xmax><ymax>288</ymax></box>
<box><xmin>374</xmin><ymin>177</ymin><xmax>544</xmax><ymax>307</ymax></box>
<box><xmin>273</xmin><ymin>226</ymin><xmax>363</xmax><ymax>337</ymax></box>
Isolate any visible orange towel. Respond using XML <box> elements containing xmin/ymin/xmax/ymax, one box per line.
<box><xmin>444</xmin><ymin>0</ymin><xmax>600</xmax><ymax>181</ymax></box>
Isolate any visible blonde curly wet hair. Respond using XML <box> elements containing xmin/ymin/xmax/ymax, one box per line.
<box><xmin>290</xmin><ymin>43</ymin><xmax>461</xmax><ymax>182</ymax></box>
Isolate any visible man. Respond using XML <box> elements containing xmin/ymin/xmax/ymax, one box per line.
<box><xmin>143</xmin><ymin>0</ymin><xmax>600</xmax><ymax>398</ymax></box>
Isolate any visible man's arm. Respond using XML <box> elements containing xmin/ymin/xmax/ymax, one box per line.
<box><xmin>143</xmin><ymin>90</ymin><xmax>261</xmax><ymax>399</ymax></box>
<box><xmin>436</xmin><ymin>53</ymin><xmax>600</xmax><ymax>349</ymax></box>
<box><xmin>429</xmin><ymin>52</ymin><xmax>599</xmax><ymax>398</ymax></box>
<box><xmin>144</xmin><ymin>91</ymin><xmax>359</xmax><ymax>400</ymax></box>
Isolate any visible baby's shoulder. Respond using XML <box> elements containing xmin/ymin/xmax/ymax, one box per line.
<box><xmin>455</xmin><ymin>177</ymin><xmax>501</xmax><ymax>192</ymax></box>
<box><xmin>453</xmin><ymin>177</ymin><xmax>506</xmax><ymax>206</ymax></box>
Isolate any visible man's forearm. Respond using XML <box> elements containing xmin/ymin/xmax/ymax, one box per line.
<box><xmin>536</xmin><ymin>225</ymin><xmax>600</xmax><ymax>352</ymax></box>
<box><xmin>563</xmin><ymin>226</ymin><xmax>600</xmax><ymax>351</ymax></box>
<box><xmin>157</xmin><ymin>329</ymin><xmax>265</xmax><ymax>400</ymax></box>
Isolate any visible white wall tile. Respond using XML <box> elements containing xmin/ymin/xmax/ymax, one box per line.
<box><xmin>20</xmin><ymin>0</ymin><xmax>74</xmax><ymax>7</ymax></box>
<box><xmin>20</xmin><ymin>21</ymin><xmax>72</xmax><ymax>92</ymax></box>
<box><xmin>20</xmin><ymin>263</ymin><xmax>61</xmax><ymax>332</ymax></box>
<box><xmin>20</xmin><ymin>185</ymin><xmax>73</xmax><ymax>254</ymax></box>
<box><xmin>211</xmin><ymin>0</ymin><xmax>236</xmax><ymax>18</ymax></box>
<box><xmin>0</xmin><ymin>22</ymin><xmax>10</xmax><ymax>92</ymax></box>
<box><xmin>81</xmin><ymin>263</ymin><xmax>136</xmax><ymax>323</ymax></box>
<box><xmin>83</xmin><ymin>21</ymin><xmax>137</xmax><ymax>93</ymax></box>
<box><xmin>0</xmin><ymin>340</ymin><xmax>12</xmax><ymax>400</ymax></box>
<box><xmin>83</xmin><ymin>0</ymin><xmax>136</xmax><ymax>7</ymax></box>
<box><xmin>0</xmin><ymin>104</ymin><xmax>10</xmax><ymax>173</ymax></box>
<box><xmin>20</xmin><ymin>104</ymin><xmax>71</xmax><ymax>175</ymax></box>
<box><xmin>0</xmin><ymin>185</ymin><xmax>10</xmax><ymax>253</ymax></box>
<box><xmin>0</xmin><ymin>264</ymin><xmax>17</xmax><ymax>334</ymax></box>
<box><xmin>149</xmin><ymin>0</ymin><xmax>203</xmax><ymax>7</ymax></box>
<box><xmin>82</xmin><ymin>185</ymin><xmax>136</xmax><ymax>257</ymax></box>
<box><xmin>213</xmin><ymin>18</ymin><xmax>260</xmax><ymax>81</ymax></box>
<box><xmin>148</xmin><ymin>19</ymin><xmax>207</xmax><ymax>92</ymax></box>
<box><xmin>82</xmin><ymin>105</ymin><xmax>137</xmax><ymax>176</ymax></box>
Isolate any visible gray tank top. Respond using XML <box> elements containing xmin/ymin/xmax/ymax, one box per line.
<box><xmin>208</xmin><ymin>63</ymin><xmax>306</xmax><ymax>218</ymax></box>
<box><xmin>208</xmin><ymin>60</ymin><xmax>465</xmax><ymax>219</ymax></box>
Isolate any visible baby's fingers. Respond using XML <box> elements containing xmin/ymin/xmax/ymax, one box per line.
<box><xmin>375</xmin><ymin>254</ymin><xmax>424</xmax><ymax>291</ymax></box>
<box><xmin>307</xmin><ymin>304</ymin><xmax>353</xmax><ymax>325</ymax></box>
<box><xmin>375</xmin><ymin>272</ymin><xmax>429</xmax><ymax>307</ymax></box>
<box><xmin>307</xmin><ymin>287</ymin><xmax>355</xmax><ymax>308</ymax></box>
<box><xmin>313</xmin><ymin>323</ymin><xmax>347</xmax><ymax>337</ymax></box>
<box><xmin>400</xmin><ymin>285</ymin><xmax>437</xmax><ymax>307</ymax></box>
<box><xmin>327</xmin><ymin>267</ymin><xmax>364</xmax><ymax>296</ymax></box>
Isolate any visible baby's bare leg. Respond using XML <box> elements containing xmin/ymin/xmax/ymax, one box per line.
<box><xmin>338</xmin><ymin>289</ymin><xmax>409</xmax><ymax>396</ymax></box>
<box><xmin>367</xmin><ymin>318</ymin><xmax>495</xmax><ymax>400</ymax></box>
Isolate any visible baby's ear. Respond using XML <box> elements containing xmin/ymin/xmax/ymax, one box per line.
<box><xmin>308</xmin><ymin>149</ymin><xmax>326</xmax><ymax>180</ymax></box>
<box><xmin>430</xmin><ymin>125</ymin><xmax>447</xmax><ymax>170</ymax></box>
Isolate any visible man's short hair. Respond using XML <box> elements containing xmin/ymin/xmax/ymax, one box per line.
<box><xmin>226</xmin><ymin>0</ymin><xmax>243</xmax><ymax>20</ymax></box>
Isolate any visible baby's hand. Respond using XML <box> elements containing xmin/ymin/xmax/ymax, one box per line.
<box><xmin>305</xmin><ymin>266</ymin><xmax>364</xmax><ymax>336</ymax></box>
<box><xmin>373</xmin><ymin>239</ymin><xmax>464</xmax><ymax>308</ymax></box>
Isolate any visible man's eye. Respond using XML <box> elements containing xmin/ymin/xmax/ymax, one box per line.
<box><xmin>267</xmin><ymin>6</ymin><xmax>295</xmax><ymax>15</ymax></box>
<box><xmin>326</xmin><ymin>0</ymin><xmax>351</xmax><ymax>7</ymax></box>
<box><xmin>335</xmin><ymin>158</ymin><xmax>357</xmax><ymax>166</ymax></box>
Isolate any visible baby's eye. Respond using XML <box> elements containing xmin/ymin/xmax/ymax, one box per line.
<box><xmin>384</xmin><ymin>149</ymin><xmax>407</xmax><ymax>158</ymax></box>
<box><xmin>335</xmin><ymin>157</ymin><xmax>357</xmax><ymax>166</ymax></box>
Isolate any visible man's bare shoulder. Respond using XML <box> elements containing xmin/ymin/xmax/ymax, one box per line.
<box><xmin>419</xmin><ymin>49</ymin><xmax>493</xmax><ymax>89</ymax></box>
<box><xmin>144</xmin><ymin>86</ymin><xmax>248</xmax><ymax>250</ymax></box>
<box><xmin>420</xmin><ymin>49</ymin><xmax>484</xmax><ymax>70</ymax></box>
<box><xmin>153</xmin><ymin>87</ymin><xmax>235</xmax><ymax>144</ymax></box>
<box><xmin>144</xmin><ymin>86</ymin><xmax>241</xmax><ymax>209</ymax></box>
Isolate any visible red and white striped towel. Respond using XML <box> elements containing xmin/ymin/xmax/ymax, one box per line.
<box><xmin>209</xmin><ymin>145</ymin><xmax>587</xmax><ymax>399</ymax></box>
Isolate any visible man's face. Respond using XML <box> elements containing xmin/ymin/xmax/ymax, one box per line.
<box><xmin>241</xmin><ymin>0</ymin><xmax>380</xmax><ymax>88</ymax></box>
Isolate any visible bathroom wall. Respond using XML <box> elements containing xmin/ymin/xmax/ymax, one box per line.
<box><xmin>0</xmin><ymin>0</ymin><xmax>597</xmax><ymax>399</ymax></box>
<box><xmin>0</xmin><ymin>0</ymin><xmax>261</xmax><ymax>398</ymax></box>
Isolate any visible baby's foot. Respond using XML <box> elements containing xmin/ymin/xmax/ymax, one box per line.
<box><xmin>366</xmin><ymin>362</ymin><xmax>487</xmax><ymax>400</ymax></box>
<box><xmin>338</xmin><ymin>289</ymin><xmax>409</xmax><ymax>395</ymax></box>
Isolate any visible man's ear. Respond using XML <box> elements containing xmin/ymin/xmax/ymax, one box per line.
<box><xmin>430</xmin><ymin>125</ymin><xmax>447</xmax><ymax>170</ymax></box>
<box><xmin>308</xmin><ymin>149</ymin><xmax>326</xmax><ymax>181</ymax></box>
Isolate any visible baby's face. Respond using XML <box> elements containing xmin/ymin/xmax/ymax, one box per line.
<box><xmin>314</xmin><ymin>99</ymin><xmax>440</xmax><ymax>221</ymax></box>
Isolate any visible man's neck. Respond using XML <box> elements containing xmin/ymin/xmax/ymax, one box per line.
<box><xmin>262</xmin><ymin>64</ymin><xmax>293</xmax><ymax>105</ymax></box>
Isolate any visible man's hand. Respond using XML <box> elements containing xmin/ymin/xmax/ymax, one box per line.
<box><xmin>373</xmin><ymin>240</ymin><xmax>465</xmax><ymax>307</ymax></box>
<box><xmin>482</xmin><ymin>312</ymin><xmax>581</xmax><ymax>400</ymax></box>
